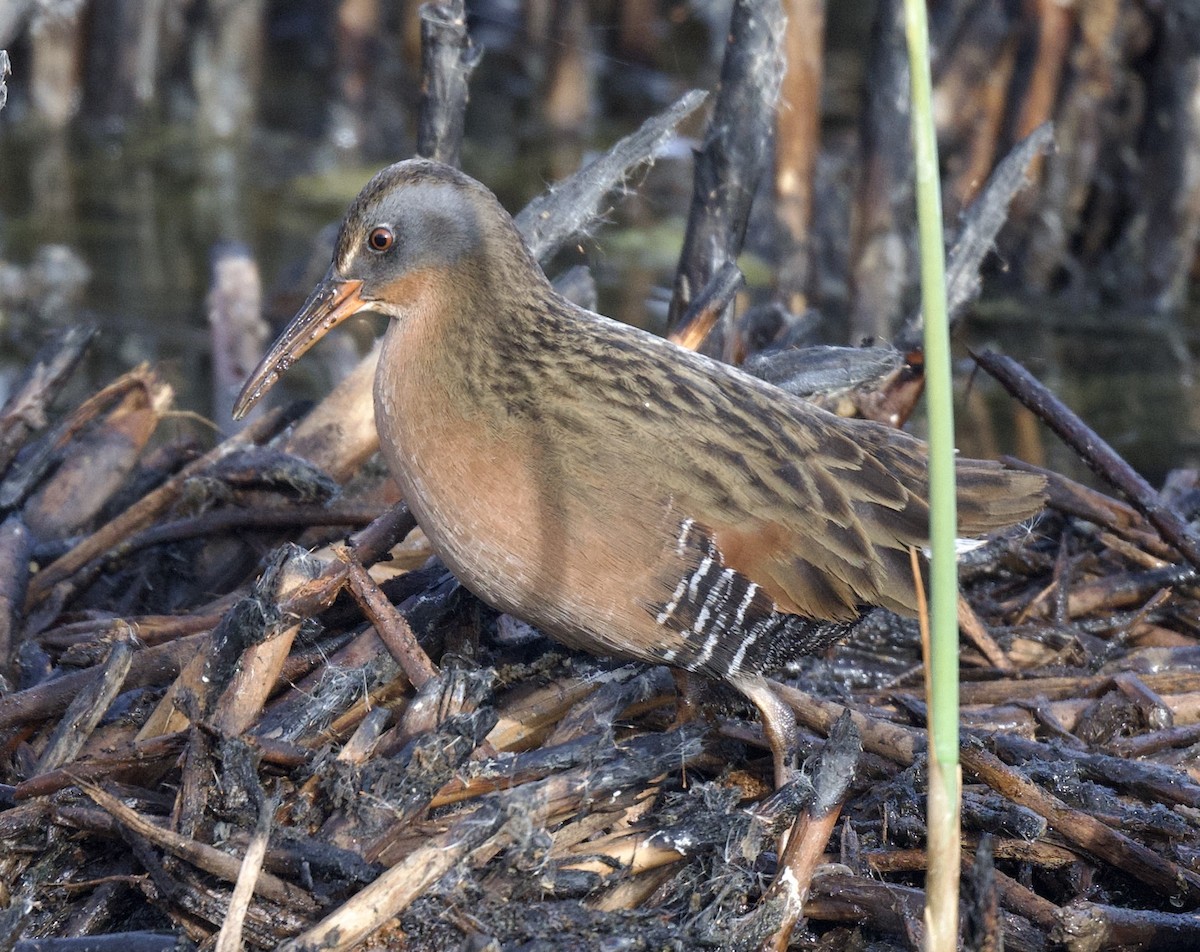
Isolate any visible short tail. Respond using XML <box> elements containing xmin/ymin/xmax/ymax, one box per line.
<box><xmin>955</xmin><ymin>459</ymin><xmax>1046</xmax><ymax>534</ymax></box>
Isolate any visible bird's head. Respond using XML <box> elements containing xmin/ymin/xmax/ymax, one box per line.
<box><xmin>233</xmin><ymin>159</ymin><xmax>525</xmax><ymax>420</ymax></box>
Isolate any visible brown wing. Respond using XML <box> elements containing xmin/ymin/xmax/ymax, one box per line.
<box><xmin>543</xmin><ymin>308</ymin><xmax>1045</xmax><ymax>624</ymax></box>
<box><xmin>706</xmin><ymin>416</ymin><xmax>1045</xmax><ymax>620</ymax></box>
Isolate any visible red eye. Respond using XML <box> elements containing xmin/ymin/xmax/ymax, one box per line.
<box><xmin>367</xmin><ymin>227</ymin><xmax>394</xmax><ymax>252</ymax></box>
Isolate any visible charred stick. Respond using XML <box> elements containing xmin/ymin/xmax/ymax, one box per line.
<box><xmin>292</xmin><ymin>726</ymin><xmax>706</xmax><ymax>949</ymax></box>
<box><xmin>348</xmin><ymin>501</ymin><xmax>417</xmax><ymax>567</ymax></box>
<box><xmin>428</xmin><ymin>731</ymin><xmax>620</xmax><ymax>808</ymax></box>
<box><xmin>863</xmin><ymin>838</ymin><xmax>1074</xmax><ymax>874</ymax></box>
<box><xmin>0</xmin><ymin>633</ymin><xmax>205</xmax><ymax>731</ymax></box>
<box><xmin>76</xmin><ymin>780</ymin><xmax>320</xmax><ymax>914</ymax></box>
<box><xmin>25</xmin><ymin>407</ymin><xmax>288</xmax><ymax>607</ymax></box>
<box><xmin>340</xmin><ymin>546</ymin><xmax>439</xmax><ymax>688</ymax></box>
<box><xmin>984</xmin><ymin>861</ymin><xmax>1061</xmax><ymax>933</ymax></box>
<box><xmin>14</xmin><ymin>732</ymin><xmax>188</xmax><ymax>801</ymax></box>
<box><xmin>337</xmin><ymin>706</ymin><xmax>392</xmax><ymax>765</ymax></box>
<box><xmin>957</xmin><ymin>595</ymin><xmax>1013</xmax><ymax>670</ymax></box>
<box><xmin>416</xmin><ymin>0</ymin><xmax>479</xmax><ymax>167</ymax></box>
<box><xmin>0</xmin><ymin>514</ymin><xmax>31</xmax><ymax>674</ymax></box>
<box><xmin>552</xmin><ymin>821</ymin><xmax>687</xmax><ymax>882</ymax></box>
<box><xmin>9</xmin><ymin>933</ymin><xmax>184</xmax><ymax>952</ymax></box>
<box><xmin>960</xmin><ymin>738</ymin><xmax>1200</xmax><ymax>902</ymax></box>
<box><xmin>1060</xmin><ymin>568</ymin><xmax>1191</xmax><ymax>620</ymax></box>
<box><xmin>960</xmin><ymin>841</ymin><xmax>1063</xmax><ymax>942</ymax></box>
<box><xmin>297</xmin><ymin>668</ymin><xmax>413</xmax><ymax>750</ymax></box>
<box><xmin>245</xmin><ymin>734</ymin><xmax>311</xmax><ymax>768</ymax></box>
<box><xmin>2</xmin><ymin>366</ymin><xmax>168</xmax><ymax>516</ymax></box>
<box><xmin>986</xmin><ymin>732</ymin><xmax>1200</xmax><ymax>811</ymax></box>
<box><xmin>668</xmin><ymin>0</ymin><xmax>784</xmax><ymax>349</ymax></box>
<box><xmin>976</xmin><ymin>351</ymin><xmax>1200</xmax><ymax>570</ymax></box>
<box><xmin>24</xmin><ymin>372</ymin><xmax>170</xmax><ymax>541</ymax></box>
<box><xmin>1096</xmin><ymin>531</ymin><xmax>1170</xmax><ymax>570</ymax></box>
<box><xmin>1003</xmin><ymin>458</ymin><xmax>1175</xmax><ymax>560</ymax></box>
<box><xmin>486</xmin><ymin>671</ymin><xmax>617</xmax><ymax>753</ymax></box>
<box><xmin>755</xmin><ymin>712</ymin><xmax>861</xmax><ymax>951</ymax></box>
<box><xmin>210</xmin><ymin>549</ymin><xmax>340</xmax><ymax>737</ymax></box>
<box><xmin>37</xmin><ymin>606</ymin><xmax>229</xmax><ymax>652</ymax></box>
<box><xmin>215</xmin><ymin>794</ymin><xmax>275</xmax><ymax>952</ymax></box>
<box><xmin>0</xmin><ymin>324</ymin><xmax>94</xmax><ymax>478</ymax></box>
<box><xmin>33</xmin><ymin>630</ymin><xmax>135</xmax><ymax>775</ymax></box>
<box><xmin>804</xmin><ymin>873</ymin><xmax>1045</xmax><ymax>952</ymax></box>
<box><xmin>958</xmin><ymin>669</ymin><xmax>1200</xmax><ymax>707</ymax></box>
<box><xmin>667</xmin><ymin>262</ymin><xmax>745</xmax><ymax>353</ymax></box>
<box><xmin>111</xmin><ymin>504</ymin><xmax>383</xmax><ymax>560</ymax></box>
<box><xmin>514</xmin><ymin>90</ymin><xmax>706</xmax><ymax>262</ymax></box>
<box><xmin>545</xmin><ymin>665</ymin><xmax>672</xmax><ymax>745</ymax></box>
<box><xmin>771</xmin><ymin>679</ymin><xmax>922</xmax><ymax>766</ymax></box>
<box><xmin>280</xmin><ymin>800</ymin><xmax>508</xmax><ymax>952</ymax></box>
<box><xmin>963</xmin><ymin>791</ymin><xmax>1047</xmax><ymax>842</ymax></box>
<box><xmin>896</xmin><ymin>124</ymin><xmax>1054</xmax><ymax>352</ymax></box>
<box><xmin>363</xmin><ymin>708</ymin><xmax>499</xmax><ymax>862</ymax></box>
<box><xmin>1053</xmin><ymin>899</ymin><xmax>1200</xmax><ymax>951</ymax></box>
<box><xmin>962</xmin><ymin>836</ymin><xmax>1002</xmax><ymax>952</ymax></box>
<box><xmin>379</xmin><ymin>665</ymin><xmax>492</xmax><ymax>756</ymax></box>
<box><xmin>1108</xmin><ymin>722</ymin><xmax>1200</xmax><ymax>759</ymax></box>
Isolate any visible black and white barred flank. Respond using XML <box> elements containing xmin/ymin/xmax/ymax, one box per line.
<box><xmin>650</xmin><ymin>518</ymin><xmax>857</xmax><ymax>679</ymax></box>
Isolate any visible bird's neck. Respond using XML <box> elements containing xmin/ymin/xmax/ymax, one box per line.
<box><xmin>372</xmin><ymin>242</ymin><xmax>573</xmax><ymax>576</ymax></box>
<box><xmin>377</xmin><ymin>238</ymin><xmax>564</xmax><ymax>430</ymax></box>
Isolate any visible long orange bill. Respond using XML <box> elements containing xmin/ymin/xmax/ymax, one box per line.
<box><xmin>232</xmin><ymin>273</ymin><xmax>367</xmax><ymax>420</ymax></box>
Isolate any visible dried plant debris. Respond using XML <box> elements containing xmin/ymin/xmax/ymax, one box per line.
<box><xmin>2</xmin><ymin>332</ymin><xmax>1200</xmax><ymax>951</ymax></box>
<box><xmin>1</xmin><ymin>51</ymin><xmax>1198</xmax><ymax>952</ymax></box>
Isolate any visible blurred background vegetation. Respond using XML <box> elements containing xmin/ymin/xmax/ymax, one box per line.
<box><xmin>0</xmin><ymin>0</ymin><xmax>1197</xmax><ymax>482</ymax></box>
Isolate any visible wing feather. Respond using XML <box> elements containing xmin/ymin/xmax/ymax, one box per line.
<box><xmin>702</xmin><ymin>406</ymin><xmax>1043</xmax><ymax>621</ymax></box>
<box><xmin>552</xmin><ymin>312</ymin><xmax>1045</xmax><ymax>623</ymax></box>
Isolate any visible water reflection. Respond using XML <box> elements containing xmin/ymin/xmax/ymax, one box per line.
<box><xmin>961</xmin><ymin>304</ymin><xmax>1200</xmax><ymax>486</ymax></box>
<box><xmin>0</xmin><ymin>6</ymin><xmax>1196</xmax><ymax>488</ymax></box>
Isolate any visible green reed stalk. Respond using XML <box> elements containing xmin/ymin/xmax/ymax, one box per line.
<box><xmin>901</xmin><ymin>1</ymin><xmax>962</xmax><ymax>950</ymax></box>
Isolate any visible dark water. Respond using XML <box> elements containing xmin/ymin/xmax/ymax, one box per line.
<box><xmin>0</xmin><ymin>125</ymin><xmax>369</xmax><ymax>409</ymax></box>
<box><xmin>0</xmin><ymin>9</ymin><xmax>1196</xmax><ymax>488</ymax></box>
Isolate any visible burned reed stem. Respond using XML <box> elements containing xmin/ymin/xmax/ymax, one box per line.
<box><xmin>340</xmin><ymin>546</ymin><xmax>439</xmax><ymax>688</ymax></box>
<box><xmin>975</xmin><ymin>350</ymin><xmax>1200</xmax><ymax>570</ymax></box>
<box><xmin>960</xmin><ymin>739</ymin><xmax>1200</xmax><ymax>903</ymax></box>
<box><xmin>759</xmin><ymin>712</ymin><xmax>861</xmax><ymax>950</ymax></box>
<box><xmin>514</xmin><ymin>89</ymin><xmax>707</xmax><ymax>262</ymax></box>
<box><xmin>896</xmin><ymin>123</ymin><xmax>1055</xmax><ymax>352</ymax></box>
<box><xmin>667</xmin><ymin>0</ymin><xmax>784</xmax><ymax>343</ymax></box>
<box><xmin>773</xmin><ymin>0</ymin><xmax>825</xmax><ymax>314</ymax></box>
<box><xmin>848</xmin><ymin>0</ymin><xmax>912</xmax><ymax>343</ymax></box>
<box><xmin>0</xmin><ymin>515</ymin><xmax>31</xmax><ymax>675</ymax></box>
<box><xmin>416</xmin><ymin>0</ymin><xmax>479</xmax><ymax>167</ymax></box>
<box><xmin>667</xmin><ymin>261</ymin><xmax>745</xmax><ymax>353</ymax></box>
<box><xmin>0</xmin><ymin>324</ymin><xmax>95</xmax><ymax>478</ymax></box>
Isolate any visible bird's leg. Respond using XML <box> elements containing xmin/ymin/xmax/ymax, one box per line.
<box><xmin>732</xmin><ymin>675</ymin><xmax>799</xmax><ymax>789</ymax></box>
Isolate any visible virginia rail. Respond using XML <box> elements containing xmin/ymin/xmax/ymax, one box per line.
<box><xmin>235</xmin><ymin>159</ymin><xmax>1045</xmax><ymax>784</ymax></box>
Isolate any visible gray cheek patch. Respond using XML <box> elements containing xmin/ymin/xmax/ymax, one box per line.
<box><xmin>421</xmin><ymin>209</ymin><xmax>481</xmax><ymax>266</ymax></box>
